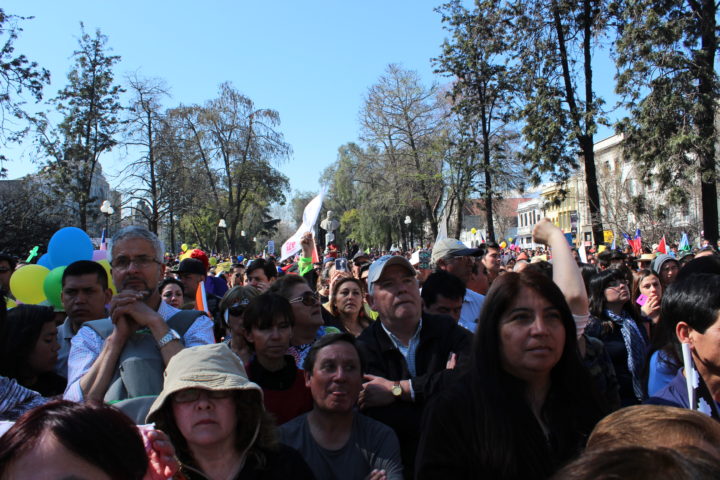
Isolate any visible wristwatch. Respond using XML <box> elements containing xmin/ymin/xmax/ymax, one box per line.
<box><xmin>391</xmin><ymin>382</ymin><xmax>402</xmax><ymax>398</ymax></box>
<box><xmin>157</xmin><ymin>329</ymin><xmax>181</xmax><ymax>349</ymax></box>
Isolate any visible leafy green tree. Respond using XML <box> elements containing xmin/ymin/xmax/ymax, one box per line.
<box><xmin>321</xmin><ymin>143</ymin><xmax>400</xmax><ymax>249</ymax></box>
<box><xmin>165</xmin><ymin>83</ymin><xmax>290</xmax><ymax>253</ymax></box>
<box><xmin>0</xmin><ymin>9</ymin><xmax>50</xmax><ymax>176</ymax></box>
<box><xmin>613</xmin><ymin>0</ymin><xmax>719</xmax><ymax>244</ymax></box>
<box><xmin>35</xmin><ymin>25</ymin><xmax>123</xmax><ymax>231</ymax></box>
<box><xmin>434</xmin><ymin>0</ymin><xmax>524</xmax><ymax>242</ymax></box>
<box><xmin>508</xmin><ymin>0</ymin><xmax>609</xmax><ymax>245</ymax></box>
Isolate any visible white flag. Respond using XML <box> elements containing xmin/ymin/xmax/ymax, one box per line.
<box><xmin>280</xmin><ymin>190</ymin><xmax>325</xmax><ymax>261</ymax></box>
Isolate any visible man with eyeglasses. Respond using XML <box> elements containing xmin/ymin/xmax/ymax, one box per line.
<box><xmin>64</xmin><ymin>226</ymin><xmax>214</xmax><ymax>404</ymax></box>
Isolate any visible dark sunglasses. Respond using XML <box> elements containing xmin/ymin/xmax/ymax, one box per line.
<box><xmin>289</xmin><ymin>291</ymin><xmax>320</xmax><ymax>306</ymax></box>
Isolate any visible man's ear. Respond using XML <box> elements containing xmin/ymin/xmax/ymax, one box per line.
<box><xmin>676</xmin><ymin>321</ymin><xmax>693</xmax><ymax>345</ymax></box>
<box><xmin>304</xmin><ymin>369</ymin><xmax>312</xmax><ymax>388</ymax></box>
<box><xmin>365</xmin><ymin>292</ymin><xmax>375</xmax><ymax>310</ymax></box>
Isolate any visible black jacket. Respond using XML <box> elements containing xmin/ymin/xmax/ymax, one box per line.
<box><xmin>356</xmin><ymin>313</ymin><xmax>472</xmax><ymax>479</ymax></box>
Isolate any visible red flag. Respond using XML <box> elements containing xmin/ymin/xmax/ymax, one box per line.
<box><xmin>657</xmin><ymin>236</ymin><xmax>667</xmax><ymax>254</ymax></box>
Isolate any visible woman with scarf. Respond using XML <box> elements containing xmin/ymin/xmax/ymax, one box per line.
<box><xmin>146</xmin><ymin>343</ymin><xmax>314</xmax><ymax>480</ymax></box>
<box><xmin>586</xmin><ymin>269</ymin><xmax>649</xmax><ymax>406</ymax></box>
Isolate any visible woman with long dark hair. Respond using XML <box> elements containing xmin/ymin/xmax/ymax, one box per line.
<box><xmin>586</xmin><ymin>269</ymin><xmax>649</xmax><ymax>406</ymax></box>
<box><xmin>0</xmin><ymin>305</ymin><xmax>65</xmax><ymax>397</ymax></box>
<box><xmin>415</xmin><ymin>270</ymin><xmax>606</xmax><ymax>479</ymax></box>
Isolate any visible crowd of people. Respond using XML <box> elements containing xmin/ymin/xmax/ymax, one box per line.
<box><xmin>1</xmin><ymin>220</ymin><xmax>720</xmax><ymax>479</ymax></box>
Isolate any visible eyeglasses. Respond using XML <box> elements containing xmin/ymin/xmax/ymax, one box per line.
<box><xmin>111</xmin><ymin>256</ymin><xmax>162</xmax><ymax>270</ymax></box>
<box><xmin>172</xmin><ymin>388</ymin><xmax>233</xmax><ymax>403</ymax></box>
<box><xmin>227</xmin><ymin>299</ymin><xmax>250</xmax><ymax>316</ymax></box>
<box><xmin>289</xmin><ymin>291</ymin><xmax>320</xmax><ymax>306</ymax></box>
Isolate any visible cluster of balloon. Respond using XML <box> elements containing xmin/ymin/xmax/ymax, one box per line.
<box><xmin>9</xmin><ymin>227</ymin><xmax>117</xmax><ymax>309</ymax></box>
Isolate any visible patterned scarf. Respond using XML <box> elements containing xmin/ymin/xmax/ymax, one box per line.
<box><xmin>0</xmin><ymin>377</ymin><xmax>46</xmax><ymax>421</ymax></box>
<box><xmin>681</xmin><ymin>344</ymin><xmax>720</xmax><ymax>420</ymax></box>
<box><xmin>605</xmin><ymin>309</ymin><xmax>649</xmax><ymax>401</ymax></box>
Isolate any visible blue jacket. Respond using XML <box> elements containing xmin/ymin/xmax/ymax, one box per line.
<box><xmin>645</xmin><ymin>368</ymin><xmax>690</xmax><ymax>408</ymax></box>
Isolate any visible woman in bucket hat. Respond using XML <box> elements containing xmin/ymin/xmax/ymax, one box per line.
<box><xmin>146</xmin><ymin>343</ymin><xmax>314</xmax><ymax>480</ymax></box>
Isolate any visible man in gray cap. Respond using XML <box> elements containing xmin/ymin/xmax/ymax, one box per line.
<box><xmin>431</xmin><ymin>238</ymin><xmax>485</xmax><ymax>332</ymax></box>
<box><xmin>356</xmin><ymin>254</ymin><xmax>471</xmax><ymax>478</ymax></box>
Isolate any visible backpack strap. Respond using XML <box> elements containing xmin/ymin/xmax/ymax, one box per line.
<box><xmin>84</xmin><ymin>318</ymin><xmax>114</xmax><ymax>340</ymax></box>
<box><xmin>167</xmin><ymin>310</ymin><xmax>207</xmax><ymax>337</ymax></box>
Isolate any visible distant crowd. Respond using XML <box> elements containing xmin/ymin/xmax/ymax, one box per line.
<box><xmin>2</xmin><ymin>221</ymin><xmax>720</xmax><ymax>479</ymax></box>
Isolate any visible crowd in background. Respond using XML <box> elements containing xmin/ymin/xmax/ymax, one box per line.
<box><xmin>2</xmin><ymin>221</ymin><xmax>720</xmax><ymax>479</ymax></box>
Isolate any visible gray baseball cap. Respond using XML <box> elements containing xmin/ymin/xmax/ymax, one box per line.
<box><xmin>431</xmin><ymin>238</ymin><xmax>482</xmax><ymax>264</ymax></box>
<box><xmin>367</xmin><ymin>255</ymin><xmax>415</xmax><ymax>294</ymax></box>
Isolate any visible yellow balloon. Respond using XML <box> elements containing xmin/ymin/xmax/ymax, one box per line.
<box><xmin>10</xmin><ymin>265</ymin><xmax>50</xmax><ymax>304</ymax></box>
<box><xmin>471</xmin><ymin>228</ymin><xmax>477</xmax><ymax>235</ymax></box>
<box><xmin>209</xmin><ymin>257</ymin><xmax>218</xmax><ymax>266</ymax></box>
<box><xmin>500</xmin><ymin>241</ymin><xmax>507</xmax><ymax>249</ymax></box>
<box><xmin>97</xmin><ymin>259</ymin><xmax>117</xmax><ymax>294</ymax></box>
<box><xmin>181</xmin><ymin>243</ymin><xmax>189</xmax><ymax>252</ymax></box>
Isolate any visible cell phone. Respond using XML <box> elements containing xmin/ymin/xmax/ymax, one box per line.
<box><xmin>636</xmin><ymin>294</ymin><xmax>648</xmax><ymax>306</ymax></box>
<box><xmin>335</xmin><ymin>258</ymin><xmax>348</xmax><ymax>271</ymax></box>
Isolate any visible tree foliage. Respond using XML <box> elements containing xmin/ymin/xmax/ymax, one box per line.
<box><xmin>435</xmin><ymin>0</ymin><xmax>526</xmax><ymax>241</ymax></box>
<box><xmin>507</xmin><ymin>0</ymin><xmax>609</xmax><ymax>245</ymax></box>
<box><xmin>613</xmin><ymin>0</ymin><xmax>719</xmax><ymax>244</ymax></box>
<box><xmin>35</xmin><ymin>25</ymin><xmax>123</xmax><ymax>232</ymax></box>
<box><xmin>160</xmin><ymin>83</ymin><xmax>290</xmax><ymax>253</ymax></box>
<box><xmin>359</xmin><ymin>64</ymin><xmax>446</xmax><ymax>240</ymax></box>
<box><xmin>120</xmin><ymin>74</ymin><xmax>170</xmax><ymax>235</ymax></box>
<box><xmin>0</xmin><ymin>9</ymin><xmax>50</xmax><ymax>175</ymax></box>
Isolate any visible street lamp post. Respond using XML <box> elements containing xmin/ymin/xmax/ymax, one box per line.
<box><xmin>218</xmin><ymin>219</ymin><xmax>227</xmax><ymax>255</ymax></box>
<box><xmin>100</xmin><ymin>200</ymin><xmax>114</xmax><ymax>237</ymax></box>
<box><xmin>404</xmin><ymin>216</ymin><xmax>412</xmax><ymax>250</ymax></box>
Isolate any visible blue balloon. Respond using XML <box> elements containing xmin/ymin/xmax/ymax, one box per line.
<box><xmin>37</xmin><ymin>253</ymin><xmax>54</xmax><ymax>270</ymax></box>
<box><xmin>48</xmin><ymin>227</ymin><xmax>94</xmax><ymax>267</ymax></box>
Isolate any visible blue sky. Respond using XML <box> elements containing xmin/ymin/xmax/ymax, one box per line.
<box><xmin>3</xmin><ymin>1</ymin><xmax>619</xmax><ymax>195</ymax></box>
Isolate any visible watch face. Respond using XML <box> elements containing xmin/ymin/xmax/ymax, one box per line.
<box><xmin>392</xmin><ymin>385</ymin><xmax>402</xmax><ymax>397</ymax></box>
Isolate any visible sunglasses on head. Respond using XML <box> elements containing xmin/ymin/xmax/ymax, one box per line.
<box><xmin>227</xmin><ymin>299</ymin><xmax>250</xmax><ymax>316</ymax></box>
<box><xmin>289</xmin><ymin>291</ymin><xmax>320</xmax><ymax>306</ymax></box>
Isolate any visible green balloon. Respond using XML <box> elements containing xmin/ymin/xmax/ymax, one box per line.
<box><xmin>43</xmin><ymin>266</ymin><xmax>66</xmax><ymax>310</ymax></box>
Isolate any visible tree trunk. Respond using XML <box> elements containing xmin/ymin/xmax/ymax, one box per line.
<box><xmin>581</xmin><ymin>0</ymin><xmax>603</xmax><ymax>245</ymax></box>
<box><xmin>697</xmin><ymin>0</ymin><xmax>719</xmax><ymax>245</ymax></box>
<box><xmin>169</xmin><ymin>207</ymin><xmax>176</xmax><ymax>253</ymax></box>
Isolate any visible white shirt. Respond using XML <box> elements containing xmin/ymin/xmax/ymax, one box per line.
<box><xmin>458</xmin><ymin>289</ymin><xmax>485</xmax><ymax>333</ymax></box>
